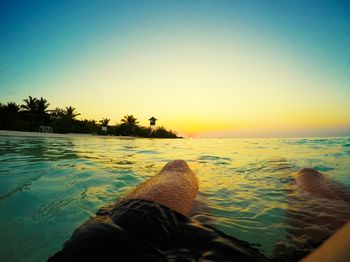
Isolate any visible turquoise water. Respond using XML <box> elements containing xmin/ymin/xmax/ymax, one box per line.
<box><xmin>0</xmin><ymin>133</ymin><xmax>350</xmax><ymax>261</ymax></box>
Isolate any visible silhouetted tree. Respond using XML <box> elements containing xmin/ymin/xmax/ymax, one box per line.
<box><xmin>21</xmin><ymin>96</ymin><xmax>37</xmax><ymax>113</ymax></box>
<box><xmin>65</xmin><ymin>106</ymin><xmax>80</xmax><ymax>120</ymax></box>
<box><xmin>20</xmin><ymin>96</ymin><xmax>38</xmax><ymax>121</ymax></box>
<box><xmin>150</xmin><ymin>126</ymin><xmax>177</xmax><ymax>138</ymax></box>
<box><xmin>18</xmin><ymin>96</ymin><xmax>51</xmax><ymax>129</ymax></box>
<box><xmin>0</xmin><ymin>102</ymin><xmax>20</xmax><ymax>129</ymax></box>
<box><xmin>36</xmin><ymin>97</ymin><xmax>50</xmax><ymax>124</ymax></box>
<box><xmin>49</xmin><ymin>107</ymin><xmax>65</xmax><ymax>121</ymax></box>
<box><xmin>71</xmin><ymin>119</ymin><xmax>99</xmax><ymax>134</ymax></box>
<box><xmin>121</xmin><ymin>115</ymin><xmax>139</xmax><ymax>126</ymax></box>
<box><xmin>1</xmin><ymin>96</ymin><xmax>179</xmax><ymax>137</ymax></box>
<box><xmin>99</xmin><ymin>118</ymin><xmax>110</xmax><ymax>126</ymax></box>
<box><xmin>118</xmin><ymin>115</ymin><xmax>139</xmax><ymax>135</ymax></box>
<box><xmin>36</xmin><ymin>97</ymin><xmax>49</xmax><ymax>112</ymax></box>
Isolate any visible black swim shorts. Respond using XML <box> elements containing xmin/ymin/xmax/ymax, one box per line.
<box><xmin>48</xmin><ymin>199</ymin><xmax>268</xmax><ymax>261</ymax></box>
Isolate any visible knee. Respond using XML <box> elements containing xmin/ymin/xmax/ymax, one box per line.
<box><xmin>296</xmin><ymin>168</ymin><xmax>323</xmax><ymax>188</ymax></box>
<box><xmin>298</xmin><ymin>168</ymin><xmax>322</xmax><ymax>177</ymax></box>
<box><xmin>163</xmin><ymin>159</ymin><xmax>192</xmax><ymax>173</ymax></box>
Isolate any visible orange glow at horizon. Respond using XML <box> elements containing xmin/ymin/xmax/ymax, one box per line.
<box><xmin>9</xmin><ymin>20</ymin><xmax>349</xmax><ymax>138</ymax></box>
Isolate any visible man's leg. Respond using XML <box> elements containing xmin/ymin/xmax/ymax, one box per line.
<box><xmin>296</xmin><ymin>168</ymin><xmax>350</xmax><ymax>262</ymax></box>
<box><xmin>48</xmin><ymin>160</ymin><xmax>199</xmax><ymax>261</ymax></box>
<box><xmin>274</xmin><ymin>168</ymin><xmax>350</xmax><ymax>260</ymax></box>
<box><xmin>123</xmin><ymin>159</ymin><xmax>199</xmax><ymax>216</ymax></box>
<box><xmin>296</xmin><ymin>168</ymin><xmax>350</xmax><ymax>204</ymax></box>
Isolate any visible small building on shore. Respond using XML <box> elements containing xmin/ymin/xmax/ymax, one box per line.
<box><xmin>149</xmin><ymin>117</ymin><xmax>157</xmax><ymax>126</ymax></box>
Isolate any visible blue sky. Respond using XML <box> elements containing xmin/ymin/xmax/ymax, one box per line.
<box><xmin>1</xmin><ymin>0</ymin><xmax>350</xmax><ymax>137</ymax></box>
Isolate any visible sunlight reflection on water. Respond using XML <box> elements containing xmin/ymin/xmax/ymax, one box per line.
<box><xmin>0</xmin><ymin>134</ymin><xmax>350</xmax><ymax>261</ymax></box>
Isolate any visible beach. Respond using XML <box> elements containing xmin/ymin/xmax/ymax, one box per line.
<box><xmin>0</xmin><ymin>130</ymin><xmax>134</xmax><ymax>139</ymax></box>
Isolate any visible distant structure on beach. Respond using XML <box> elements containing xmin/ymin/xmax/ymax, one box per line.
<box><xmin>149</xmin><ymin>117</ymin><xmax>157</xmax><ymax>126</ymax></box>
<box><xmin>99</xmin><ymin>118</ymin><xmax>110</xmax><ymax>134</ymax></box>
<box><xmin>39</xmin><ymin>126</ymin><xmax>53</xmax><ymax>133</ymax></box>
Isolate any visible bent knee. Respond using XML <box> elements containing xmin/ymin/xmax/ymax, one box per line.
<box><xmin>296</xmin><ymin>168</ymin><xmax>342</xmax><ymax>200</ymax></box>
<box><xmin>298</xmin><ymin>168</ymin><xmax>322</xmax><ymax>177</ymax></box>
<box><xmin>162</xmin><ymin>159</ymin><xmax>192</xmax><ymax>173</ymax></box>
<box><xmin>295</xmin><ymin>168</ymin><xmax>324</xmax><ymax>190</ymax></box>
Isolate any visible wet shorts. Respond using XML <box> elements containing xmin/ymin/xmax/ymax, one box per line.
<box><xmin>48</xmin><ymin>199</ymin><xmax>268</xmax><ymax>261</ymax></box>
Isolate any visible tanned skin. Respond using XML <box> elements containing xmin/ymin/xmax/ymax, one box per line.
<box><xmin>124</xmin><ymin>159</ymin><xmax>199</xmax><ymax>216</ymax></box>
<box><xmin>95</xmin><ymin>161</ymin><xmax>350</xmax><ymax>261</ymax></box>
<box><xmin>296</xmin><ymin>168</ymin><xmax>350</xmax><ymax>262</ymax></box>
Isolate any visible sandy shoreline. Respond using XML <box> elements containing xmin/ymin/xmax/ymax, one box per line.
<box><xmin>0</xmin><ymin>130</ymin><xmax>134</xmax><ymax>139</ymax></box>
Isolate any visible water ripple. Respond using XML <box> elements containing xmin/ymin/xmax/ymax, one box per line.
<box><xmin>0</xmin><ymin>134</ymin><xmax>350</xmax><ymax>261</ymax></box>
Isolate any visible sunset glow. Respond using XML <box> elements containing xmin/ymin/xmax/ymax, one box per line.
<box><xmin>1</xmin><ymin>1</ymin><xmax>349</xmax><ymax>137</ymax></box>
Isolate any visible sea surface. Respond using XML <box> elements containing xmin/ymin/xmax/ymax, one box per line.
<box><xmin>0</xmin><ymin>132</ymin><xmax>350</xmax><ymax>261</ymax></box>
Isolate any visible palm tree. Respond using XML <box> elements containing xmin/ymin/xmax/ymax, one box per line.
<box><xmin>65</xmin><ymin>106</ymin><xmax>80</xmax><ymax>120</ymax></box>
<box><xmin>36</xmin><ymin>97</ymin><xmax>49</xmax><ymax>115</ymax></box>
<box><xmin>21</xmin><ymin>96</ymin><xmax>37</xmax><ymax>113</ymax></box>
<box><xmin>49</xmin><ymin>107</ymin><xmax>65</xmax><ymax>121</ymax></box>
<box><xmin>121</xmin><ymin>115</ymin><xmax>139</xmax><ymax>126</ymax></box>
<box><xmin>99</xmin><ymin>118</ymin><xmax>110</xmax><ymax>126</ymax></box>
<box><xmin>36</xmin><ymin>97</ymin><xmax>50</xmax><ymax>123</ymax></box>
<box><xmin>4</xmin><ymin>102</ymin><xmax>20</xmax><ymax>114</ymax></box>
<box><xmin>0</xmin><ymin>102</ymin><xmax>20</xmax><ymax>129</ymax></box>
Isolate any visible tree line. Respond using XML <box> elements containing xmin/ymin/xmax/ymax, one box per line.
<box><xmin>0</xmin><ymin>96</ymin><xmax>179</xmax><ymax>138</ymax></box>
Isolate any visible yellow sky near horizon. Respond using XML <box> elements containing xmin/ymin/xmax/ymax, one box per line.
<box><xmin>4</xmin><ymin>13</ymin><xmax>350</xmax><ymax>138</ymax></box>
<box><xmin>45</xmin><ymin>37</ymin><xmax>349</xmax><ymax>137</ymax></box>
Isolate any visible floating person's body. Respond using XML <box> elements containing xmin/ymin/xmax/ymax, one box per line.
<box><xmin>275</xmin><ymin>168</ymin><xmax>350</xmax><ymax>261</ymax></box>
<box><xmin>48</xmin><ymin>160</ymin><xmax>350</xmax><ymax>261</ymax></box>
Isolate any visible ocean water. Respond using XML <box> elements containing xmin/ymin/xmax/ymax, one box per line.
<box><xmin>0</xmin><ymin>132</ymin><xmax>350</xmax><ymax>261</ymax></box>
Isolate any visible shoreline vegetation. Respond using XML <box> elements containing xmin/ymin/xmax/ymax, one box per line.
<box><xmin>0</xmin><ymin>96</ymin><xmax>180</xmax><ymax>138</ymax></box>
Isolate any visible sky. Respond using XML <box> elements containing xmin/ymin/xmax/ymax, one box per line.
<box><xmin>1</xmin><ymin>0</ymin><xmax>350</xmax><ymax>138</ymax></box>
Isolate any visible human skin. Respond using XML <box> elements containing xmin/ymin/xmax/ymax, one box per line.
<box><xmin>296</xmin><ymin>168</ymin><xmax>350</xmax><ymax>204</ymax></box>
<box><xmin>301</xmin><ymin>221</ymin><xmax>350</xmax><ymax>262</ymax></box>
<box><xmin>123</xmin><ymin>159</ymin><xmax>199</xmax><ymax>216</ymax></box>
<box><xmin>295</xmin><ymin>168</ymin><xmax>350</xmax><ymax>262</ymax></box>
<box><xmin>124</xmin><ymin>162</ymin><xmax>350</xmax><ymax>261</ymax></box>
<box><xmin>100</xmin><ymin>161</ymin><xmax>350</xmax><ymax>261</ymax></box>
<box><xmin>60</xmin><ymin>160</ymin><xmax>350</xmax><ymax>261</ymax></box>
